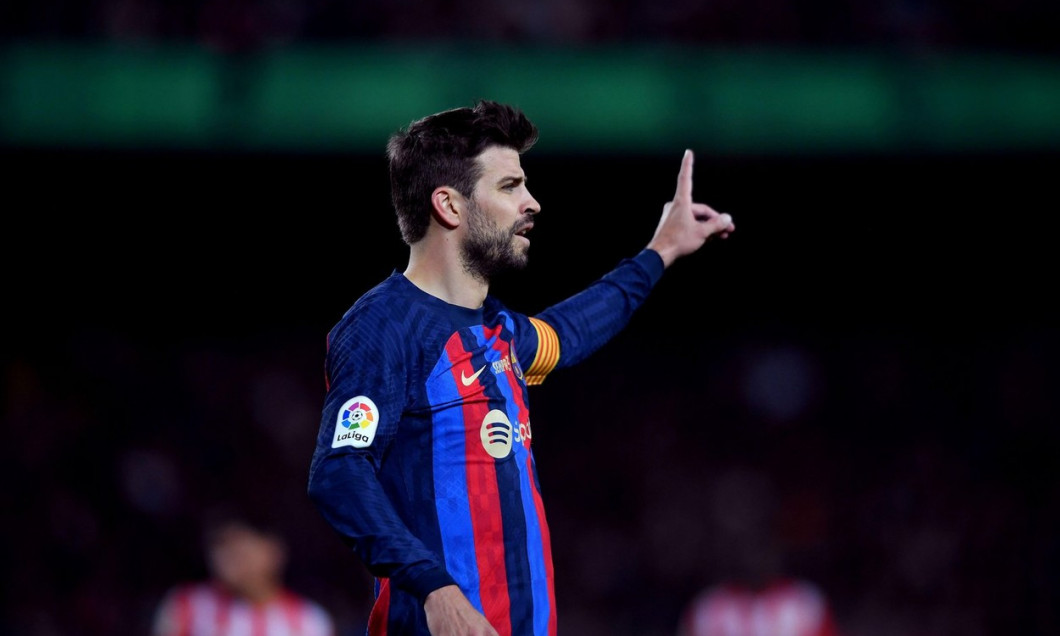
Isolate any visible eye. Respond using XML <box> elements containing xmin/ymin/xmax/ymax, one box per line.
<box><xmin>500</xmin><ymin>177</ymin><xmax>524</xmax><ymax>192</ymax></box>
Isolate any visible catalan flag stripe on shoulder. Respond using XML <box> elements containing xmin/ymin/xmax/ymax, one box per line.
<box><xmin>525</xmin><ymin>317</ymin><xmax>560</xmax><ymax>386</ymax></box>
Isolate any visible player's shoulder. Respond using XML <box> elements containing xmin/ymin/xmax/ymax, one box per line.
<box><xmin>332</xmin><ymin>274</ymin><xmax>411</xmax><ymax>333</ymax></box>
<box><xmin>326</xmin><ymin>274</ymin><xmax>428</xmax><ymax>364</ymax></box>
<box><xmin>346</xmin><ymin>273</ymin><xmax>410</xmax><ymax>316</ymax></box>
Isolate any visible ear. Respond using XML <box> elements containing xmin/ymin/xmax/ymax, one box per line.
<box><xmin>431</xmin><ymin>187</ymin><xmax>464</xmax><ymax>230</ymax></box>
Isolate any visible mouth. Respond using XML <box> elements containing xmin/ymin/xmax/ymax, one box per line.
<box><xmin>514</xmin><ymin>223</ymin><xmax>533</xmax><ymax>241</ymax></box>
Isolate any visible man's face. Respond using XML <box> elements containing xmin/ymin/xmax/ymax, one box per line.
<box><xmin>207</xmin><ymin>523</ymin><xmax>284</xmax><ymax>596</ymax></box>
<box><xmin>460</xmin><ymin>146</ymin><xmax>540</xmax><ymax>283</ymax></box>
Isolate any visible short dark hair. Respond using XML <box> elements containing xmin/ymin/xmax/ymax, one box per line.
<box><xmin>386</xmin><ymin>99</ymin><xmax>539</xmax><ymax>245</ymax></box>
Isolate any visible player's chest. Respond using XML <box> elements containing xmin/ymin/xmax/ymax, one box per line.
<box><xmin>425</xmin><ymin>323</ymin><xmax>528</xmax><ymax>395</ymax></box>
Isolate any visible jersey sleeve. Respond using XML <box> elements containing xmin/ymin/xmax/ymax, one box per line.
<box><xmin>516</xmin><ymin>248</ymin><xmax>665</xmax><ymax>385</ymax></box>
<box><xmin>307</xmin><ymin>303</ymin><xmax>456</xmax><ymax>602</ymax></box>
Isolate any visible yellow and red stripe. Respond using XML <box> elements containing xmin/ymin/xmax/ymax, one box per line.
<box><xmin>524</xmin><ymin>318</ymin><xmax>559</xmax><ymax>386</ymax></box>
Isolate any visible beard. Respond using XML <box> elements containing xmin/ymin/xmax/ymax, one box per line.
<box><xmin>460</xmin><ymin>198</ymin><xmax>529</xmax><ymax>284</ymax></box>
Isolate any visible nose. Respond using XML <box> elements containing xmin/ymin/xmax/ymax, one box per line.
<box><xmin>525</xmin><ymin>192</ymin><xmax>541</xmax><ymax>216</ymax></box>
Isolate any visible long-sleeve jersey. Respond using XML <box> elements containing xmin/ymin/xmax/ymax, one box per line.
<box><xmin>307</xmin><ymin>249</ymin><xmax>665</xmax><ymax>635</ymax></box>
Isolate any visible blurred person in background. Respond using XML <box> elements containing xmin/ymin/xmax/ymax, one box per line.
<box><xmin>678</xmin><ymin>548</ymin><xmax>840</xmax><ymax>636</ymax></box>
<box><xmin>305</xmin><ymin>98</ymin><xmax>735</xmax><ymax>636</ymax></box>
<box><xmin>150</xmin><ymin>506</ymin><xmax>336</xmax><ymax>636</ymax></box>
<box><xmin>677</xmin><ymin>467</ymin><xmax>839</xmax><ymax>636</ymax></box>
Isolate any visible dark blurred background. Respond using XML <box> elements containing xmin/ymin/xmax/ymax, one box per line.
<box><xmin>3</xmin><ymin>2</ymin><xmax>1060</xmax><ymax>635</ymax></box>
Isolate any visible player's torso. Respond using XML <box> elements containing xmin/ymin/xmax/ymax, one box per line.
<box><xmin>399</xmin><ymin>312</ymin><xmax>554</xmax><ymax>626</ymax></box>
<box><xmin>415</xmin><ymin>316</ymin><xmax>534</xmax><ymax>468</ymax></box>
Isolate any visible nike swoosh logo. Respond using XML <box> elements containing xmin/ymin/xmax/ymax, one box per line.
<box><xmin>461</xmin><ymin>365</ymin><xmax>487</xmax><ymax>386</ymax></box>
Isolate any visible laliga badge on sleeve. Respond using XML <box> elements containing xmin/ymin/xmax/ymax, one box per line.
<box><xmin>332</xmin><ymin>396</ymin><xmax>379</xmax><ymax>448</ymax></box>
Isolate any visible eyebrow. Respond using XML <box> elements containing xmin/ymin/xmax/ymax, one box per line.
<box><xmin>497</xmin><ymin>175</ymin><xmax>526</xmax><ymax>187</ymax></box>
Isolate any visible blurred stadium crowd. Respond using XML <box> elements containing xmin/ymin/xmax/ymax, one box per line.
<box><xmin>2</xmin><ymin>0</ymin><xmax>1058</xmax><ymax>53</ymax></box>
<box><xmin>4</xmin><ymin>319</ymin><xmax>1059</xmax><ymax>635</ymax></box>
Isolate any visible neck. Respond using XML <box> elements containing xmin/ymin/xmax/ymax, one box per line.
<box><xmin>404</xmin><ymin>242</ymin><xmax>488</xmax><ymax>309</ymax></box>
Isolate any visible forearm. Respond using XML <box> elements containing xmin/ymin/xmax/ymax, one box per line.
<box><xmin>535</xmin><ymin>249</ymin><xmax>664</xmax><ymax>368</ymax></box>
<box><xmin>307</xmin><ymin>453</ymin><xmax>456</xmax><ymax>601</ymax></box>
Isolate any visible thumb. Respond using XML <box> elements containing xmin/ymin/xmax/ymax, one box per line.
<box><xmin>707</xmin><ymin>212</ymin><xmax>734</xmax><ymax>234</ymax></box>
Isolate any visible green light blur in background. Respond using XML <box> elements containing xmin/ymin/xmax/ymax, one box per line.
<box><xmin>3</xmin><ymin>42</ymin><xmax>1059</xmax><ymax>155</ymax></box>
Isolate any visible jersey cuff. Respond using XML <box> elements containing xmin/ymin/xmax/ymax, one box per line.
<box><xmin>405</xmin><ymin>567</ymin><xmax>459</xmax><ymax>604</ymax></box>
<box><xmin>636</xmin><ymin>248</ymin><xmax>666</xmax><ymax>286</ymax></box>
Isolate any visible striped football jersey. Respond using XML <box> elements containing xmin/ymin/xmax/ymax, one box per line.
<box><xmin>308</xmin><ymin>249</ymin><xmax>664</xmax><ymax>635</ymax></box>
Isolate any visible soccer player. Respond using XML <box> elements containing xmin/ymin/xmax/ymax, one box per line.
<box><xmin>306</xmin><ymin>99</ymin><xmax>735</xmax><ymax>636</ymax></box>
<box><xmin>150</xmin><ymin>508</ymin><xmax>335</xmax><ymax>636</ymax></box>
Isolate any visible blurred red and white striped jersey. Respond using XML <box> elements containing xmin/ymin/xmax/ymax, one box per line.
<box><xmin>151</xmin><ymin>583</ymin><xmax>335</xmax><ymax>636</ymax></box>
<box><xmin>680</xmin><ymin>578</ymin><xmax>839</xmax><ymax>636</ymax></box>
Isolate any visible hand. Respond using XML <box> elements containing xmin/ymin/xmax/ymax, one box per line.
<box><xmin>424</xmin><ymin>585</ymin><xmax>499</xmax><ymax>636</ymax></box>
<box><xmin>646</xmin><ymin>149</ymin><xmax>735</xmax><ymax>268</ymax></box>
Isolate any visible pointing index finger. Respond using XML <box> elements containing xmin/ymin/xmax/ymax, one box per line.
<box><xmin>676</xmin><ymin>148</ymin><xmax>694</xmax><ymax>202</ymax></box>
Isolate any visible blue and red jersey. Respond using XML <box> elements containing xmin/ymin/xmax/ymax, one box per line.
<box><xmin>307</xmin><ymin>249</ymin><xmax>664</xmax><ymax>635</ymax></box>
